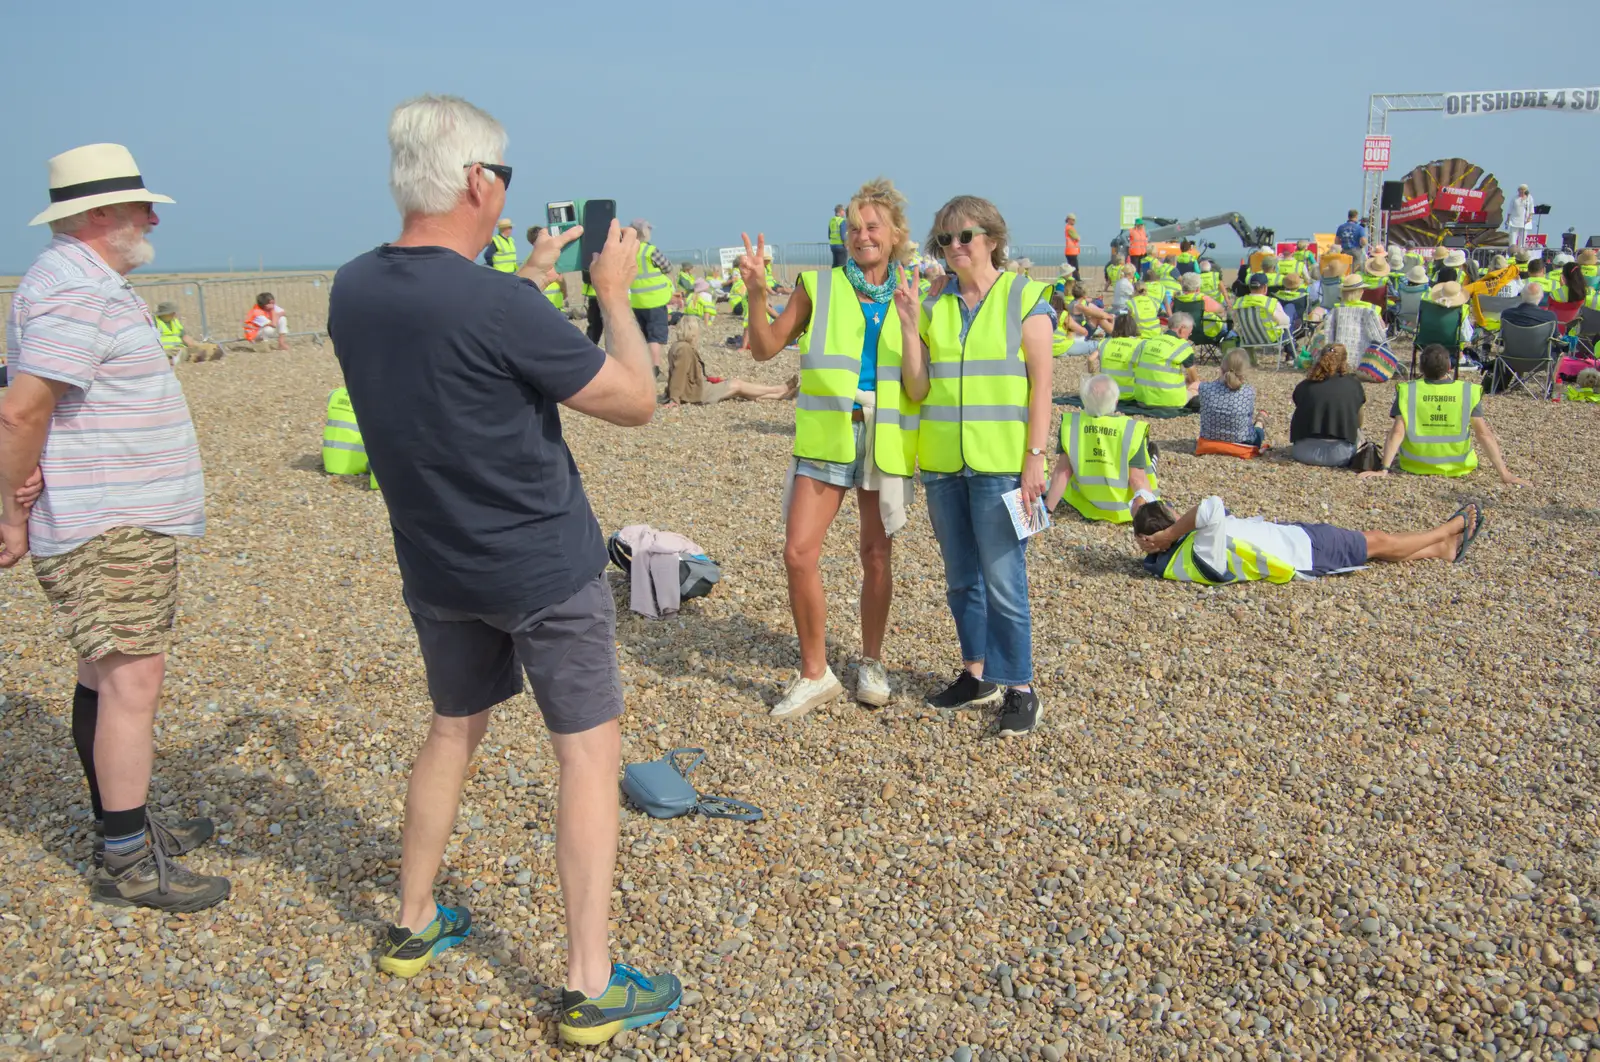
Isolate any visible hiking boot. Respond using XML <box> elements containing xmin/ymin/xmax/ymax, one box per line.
<box><xmin>93</xmin><ymin>813</ymin><xmax>215</xmax><ymax>867</ymax></box>
<box><xmin>855</xmin><ymin>659</ymin><xmax>891</xmax><ymax>708</ymax></box>
<box><xmin>770</xmin><ymin>667</ymin><xmax>843</xmax><ymax>719</ymax></box>
<box><xmin>925</xmin><ymin>669</ymin><xmax>1002</xmax><ymax>711</ymax></box>
<box><xmin>997</xmin><ymin>687</ymin><xmax>1043</xmax><ymax>738</ymax></box>
<box><xmin>377</xmin><ymin>903</ymin><xmax>472</xmax><ymax>978</ymax></box>
<box><xmin>91</xmin><ymin>845</ymin><xmax>230</xmax><ymax>913</ymax></box>
<box><xmin>558</xmin><ymin>963</ymin><xmax>683</xmax><ymax>1046</ymax></box>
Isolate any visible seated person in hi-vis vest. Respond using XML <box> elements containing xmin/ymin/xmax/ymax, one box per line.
<box><xmin>1130</xmin><ymin>493</ymin><xmax>1487</xmax><ymax>585</ymax></box>
<box><xmin>1044</xmin><ymin>374</ymin><xmax>1156</xmax><ymax>524</ymax></box>
<box><xmin>1358</xmin><ymin>344</ymin><xmax>1531</xmax><ymax>487</ymax></box>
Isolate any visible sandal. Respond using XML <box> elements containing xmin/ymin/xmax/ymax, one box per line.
<box><xmin>1453</xmin><ymin>502</ymin><xmax>1484</xmax><ymax>563</ymax></box>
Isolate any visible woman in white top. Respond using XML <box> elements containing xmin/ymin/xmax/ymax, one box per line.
<box><xmin>1506</xmin><ymin>185</ymin><xmax>1535</xmax><ymax>250</ymax></box>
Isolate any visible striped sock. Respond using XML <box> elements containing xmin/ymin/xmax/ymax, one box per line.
<box><xmin>102</xmin><ymin>806</ymin><xmax>149</xmax><ymax>866</ymax></box>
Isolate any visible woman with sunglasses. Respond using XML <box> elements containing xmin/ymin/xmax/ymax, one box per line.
<box><xmin>899</xmin><ymin>196</ymin><xmax>1054</xmax><ymax>738</ymax></box>
<box><xmin>739</xmin><ymin>179</ymin><xmax>921</xmax><ymax>719</ymax></box>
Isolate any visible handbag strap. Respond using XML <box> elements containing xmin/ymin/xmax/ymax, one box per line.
<box><xmin>695</xmin><ymin>795</ymin><xmax>764</xmax><ymax>822</ymax></box>
<box><xmin>665</xmin><ymin>748</ymin><xmax>706</xmax><ymax>777</ymax></box>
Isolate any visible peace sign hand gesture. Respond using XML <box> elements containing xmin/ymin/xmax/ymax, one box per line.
<box><xmin>737</xmin><ymin>232</ymin><xmax>768</xmax><ymax>295</ymax></box>
<box><xmin>893</xmin><ymin>264</ymin><xmax>922</xmax><ymax>326</ymax></box>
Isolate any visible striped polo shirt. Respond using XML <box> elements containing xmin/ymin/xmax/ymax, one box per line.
<box><xmin>6</xmin><ymin>235</ymin><xmax>205</xmax><ymax>557</ymax></box>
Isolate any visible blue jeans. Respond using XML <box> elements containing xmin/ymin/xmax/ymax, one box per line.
<box><xmin>922</xmin><ymin>472</ymin><xmax>1033</xmax><ymax>686</ymax></box>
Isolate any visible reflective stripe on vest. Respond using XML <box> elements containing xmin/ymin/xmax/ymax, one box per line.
<box><xmin>157</xmin><ymin>317</ymin><xmax>184</xmax><ymax>352</ymax></box>
<box><xmin>630</xmin><ymin>243</ymin><xmax>672</xmax><ymax>309</ymax></box>
<box><xmin>828</xmin><ymin>216</ymin><xmax>845</xmax><ymax>246</ymax></box>
<box><xmin>543</xmin><ymin>281</ymin><xmax>565</xmax><ymax>310</ymax></box>
<box><xmin>917</xmin><ymin>273</ymin><xmax>1044</xmax><ymax>474</ymax></box>
<box><xmin>794</xmin><ymin>268</ymin><xmax>918</xmax><ymax>474</ymax></box>
<box><xmin>490</xmin><ymin>233</ymin><xmax>518</xmax><ymax>272</ymax></box>
<box><xmin>1134</xmin><ymin>336</ymin><xmax>1194</xmax><ymax>408</ymax></box>
<box><xmin>1163</xmin><ymin>533</ymin><xmax>1297</xmax><ymax>584</ymax></box>
<box><xmin>1098</xmin><ymin>338</ymin><xmax>1143</xmax><ymax>393</ymax></box>
<box><xmin>1129</xmin><ymin>295</ymin><xmax>1162</xmax><ymax>337</ymax></box>
<box><xmin>1128</xmin><ymin>228</ymin><xmax>1148</xmax><ymax>255</ymax></box>
<box><xmin>322</xmin><ymin>387</ymin><xmax>369</xmax><ymax>475</ymax></box>
<box><xmin>1397</xmin><ymin>380</ymin><xmax>1479</xmax><ymax>476</ymax></box>
<box><xmin>1063</xmin><ymin>227</ymin><xmax>1079</xmax><ymax>256</ymax></box>
<box><xmin>1198</xmin><ymin>271</ymin><xmax>1219</xmax><ymax>294</ymax></box>
<box><xmin>1062</xmin><ymin>412</ymin><xmax>1157</xmax><ymax>524</ymax></box>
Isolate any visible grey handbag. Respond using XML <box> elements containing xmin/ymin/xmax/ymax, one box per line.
<box><xmin>621</xmin><ymin>748</ymin><xmax>763</xmax><ymax>822</ymax></box>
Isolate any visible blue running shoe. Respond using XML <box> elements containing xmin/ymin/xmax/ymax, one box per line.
<box><xmin>558</xmin><ymin>963</ymin><xmax>683</xmax><ymax>1045</ymax></box>
<box><xmin>377</xmin><ymin>903</ymin><xmax>471</xmax><ymax>978</ymax></box>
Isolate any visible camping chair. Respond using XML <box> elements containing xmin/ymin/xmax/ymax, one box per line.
<box><xmin>1413</xmin><ymin>301</ymin><xmax>1464</xmax><ymax>379</ymax></box>
<box><xmin>1278</xmin><ymin>294</ymin><xmax>1311</xmax><ymax>338</ymax></box>
<box><xmin>1574</xmin><ymin>306</ymin><xmax>1600</xmax><ymax>359</ymax></box>
<box><xmin>1357</xmin><ymin>286</ymin><xmax>1387</xmax><ymax>314</ymax></box>
<box><xmin>1392</xmin><ymin>288</ymin><xmax>1425</xmax><ymax>342</ymax></box>
<box><xmin>1171</xmin><ymin>298</ymin><xmax>1223</xmax><ymax>364</ymax></box>
<box><xmin>1231</xmin><ymin>304</ymin><xmax>1295</xmax><ymax>370</ymax></box>
<box><xmin>1493</xmin><ymin>320</ymin><xmax>1561</xmax><ymax>398</ymax></box>
<box><xmin>1548</xmin><ymin>299</ymin><xmax>1585</xmax><ymax>352</ymax></box>
<box><xmin>1320</xmin><ymin>282</ymin><xmax>1343</xmax><ymax>312</ymax></box>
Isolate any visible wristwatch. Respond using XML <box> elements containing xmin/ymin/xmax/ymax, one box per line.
<box><xmin>1028</xmin><ymin>447</ymin><xmax>1046</xmax><ymax>457</ymax></box>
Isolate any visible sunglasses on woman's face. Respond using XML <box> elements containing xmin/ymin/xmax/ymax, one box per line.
<box><xmin>935</xmin><ymin>226</ymin><xmax>987</xmax><ymax>248</ymax></box>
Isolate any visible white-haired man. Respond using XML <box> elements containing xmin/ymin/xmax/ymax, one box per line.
<box><xmin>327</xmin><ymin>95</ymin><xmax>681</xmax><ymax>1047</ymax></box>
<box><xmin>1133</xmin><ymin>312</ymin><xmax>1198</xmax><ymax>409</ymax></box>
<box><xmin>1044</xmin><ymin>374</ymin><xmax>1158</xmax><ymax>523</ymax></box>
<box><xmin>628</xmin><ymin>218</ymin><xmax>674</xmax><ymax>378</ymax></box>
<box><xmin>0</xmin><ymin>144</ymin><xmax>227</xmax><ymax>911</ymax></box>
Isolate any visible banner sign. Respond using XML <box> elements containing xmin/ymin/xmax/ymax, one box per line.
<box><xmin>718</xmin><ymin>246</ymin><xmax>747</xmax><ymax>270</ymax></box>
<box><xmin>1432</xmin><ymin>186</ymin><xmax>1487</xmax><ymax>222</ymax></box>
<box><xmin>1119</xmin><ymin>196</ymin><xmax>1143</xmax><ymax>228</ymax></box>
<box><xmin>1443</xmin><ymin>87</ymin><xmax>1600</xmax><ymax>117</ymax></box>
<box><xmin>1390</xmin><ymin>196</ymin><xmax>1432</xmax><ymax>224</ymax></box>
<box><xmin>1524</xmin><ymin>234</ymin><xmax>1547</xmax><ymax>248</ymax></box>
<box><xmin>1362</xmin><ymin>135</ymin><xmax>1391</xmax><ymax>171</ymax></box>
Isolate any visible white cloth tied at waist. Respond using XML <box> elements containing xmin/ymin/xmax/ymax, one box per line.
<box><xmin>781</xmin><ymin>388</ymin><xmax>913</xmax><ymax>536</ymax></box>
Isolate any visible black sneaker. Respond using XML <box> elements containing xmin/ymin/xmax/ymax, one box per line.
<box><xmin>925</xmin><ymin>670</ymin><xmax>1002</xmax><ymax>711</ymax></box>
<box><xmin>997</xmin><ymin>688</ymin><xmax>1042</xmax><ymax>737</ymax></box>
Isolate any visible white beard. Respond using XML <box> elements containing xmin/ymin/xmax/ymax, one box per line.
<box><xmin>108</xmin><ymin>227</ymin><xmax>156</xmax><ymax>270</ymax></box>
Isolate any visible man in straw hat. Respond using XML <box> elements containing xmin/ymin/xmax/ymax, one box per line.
<box><xmin>483</xmin><ymin>217</ymin><xmax>518</xmax><ymax>272</ymax></box>
<box><xmin>0</xmin><ymin>144</ymin><xmax>227</xmax><ymax>911</ymax></box>
<box><xmin>153</xmin><ymin>301</ymin><xmax>223</xmax><ymax>363</ymax></box>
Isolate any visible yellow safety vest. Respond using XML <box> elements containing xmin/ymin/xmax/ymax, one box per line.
<box><xmin>1277</xmin><ymin>257</ymin><xmax>1304</xmax><ymax>280</ymax></box>
<box><xmin>794</xmin><ymin>268</ymin><xmax>918</xmax><ymax>475</ymax></box>
<box><xmin>1233</xmin><ymin>293</ymin><xmax>1284</xmax><ymax>339</ymax></box>
<box><xmin>157</xmin><ymin>317</ymin><xmax>184</xmax><ymax>356</ymax></box>
<box><xmin>1160</xmin><ymin>533</ymin><xmax>1297</xmax><ymax>585</ymax></box>
<box><xmin>1060</xmin><ymin>412</ymin><xmax>1158</xmax><ymax>524</ymax></box>
<box><xmin>1098</xmin><ymin>337</ymin><xmax>1143</xmax><ymax>395</ymax></box>
<box><xmin>828</xmin><ymin>216</ymin><xmax>845</xmax><ymax>246</ymax></box>
<box><xmin>629</xmin><ymin>242</ymin><xmax>672</xmax><ymax>310</ymax></box>
<box><xmin>677</xmin><ymin>271</ymin><xmax>696</xmax><ymax>295</ymax></box>
<box><xmin>1129</xmin><ymin>294</ymin><xmax>1162</xmax><ymax>337</ymax></box>
<box><xmin>1198</xmin><ymin>271</ymin><xmax>1220</xmax><ymax>295</ymax></box>
<box><xmin>1583</xmin><ymin>264</ymin><xmax>1599</xmax><ymax>289</ymax></box>
<box><xmin>1527</xmin><ymin>276</ymin><xmax>1553</xmax><ymax>299</ymax></box>
<box><xmin>1566</xmin><ymin>385</ymin><xmax>1600</xmax><ymax>403</ymax></box>
<box><xmin>323</xmin><ymin>387</ymin><xmax>368</xmax><ymax>475</ymax></box>
<box><xmin>1133</xmin><ymin>334</ymin><xmax>1194</xmax><ymax>408</ymax></box>
<box><xmin>1051</xmin><ymin>316</ymin><xmax>1077</xmax><ymax>356</ymax></box>
<box><xmin>917</xmin><ymin>272</ymin><xmax>1047</xmax><ymax>474</ymax></box>
<box><xmin>1396</xmin><ymin>379</ymin><xmax>1479</xmax><ymax>477</ymax></box>
<box><xmin>490</xmin><ymin>233</ymin><xmax>517</xmax><ymax>272</ymax></box>
<box><xmin>582</xmin><ymin>280</ymin><xmax>596</xmax><ymax>298</ymax></box>
<box><xmin>543</xmin><ymin>280</ymin><xmax>565</xmax><ymax>310</ymax></box>
<box><xmin>1104</xmin><ymin>262</ymin><xmax>1122</xmax><ymax>285</ymax></box>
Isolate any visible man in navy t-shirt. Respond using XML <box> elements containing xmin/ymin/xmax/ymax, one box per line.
<box><xmin>1336</xmin><ymin>209</ymin><xmax>1367</xmax><ymax>256</ymax></box>
<box><xmin>328</xmin><ymin>94</ymin><xmax>681</xmax><ymax>1045</ymax></box>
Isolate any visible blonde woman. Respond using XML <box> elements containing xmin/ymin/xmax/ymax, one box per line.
<box><xmin>739</xmin><ymin>179</ymin><xmax>920</xmax><ymax>718</ymax></box>
<box><xmin>900</xmin><ymin>195</ymin><xmax>1054</xmax><ymax>738</ymax></box>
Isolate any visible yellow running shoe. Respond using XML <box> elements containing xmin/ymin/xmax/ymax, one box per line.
<box><xmin>376</xmin><ymin>904</ymin><xmax>472</xmax><ymax>978</ymax></box>
<box><xmin>558</xmin><ymin>963</ymin><xmax>683</xmax><ymax>1045</ymax></box>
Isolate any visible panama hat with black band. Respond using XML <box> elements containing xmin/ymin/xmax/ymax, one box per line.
<box><xmin>30</xmin><ymin>143</ymin><xmax>173</xmax><ymax>227</ymax></box>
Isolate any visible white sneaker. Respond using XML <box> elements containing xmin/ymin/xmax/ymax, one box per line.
<box><xmin>855</xmin><ymin>659</ymin><xmax>891</xmax><ymax>707</ymax></box>
<box><xmin>770</xmin><ymin>667</ymin><xmax>843</xmax><ymax>719</ymax></box>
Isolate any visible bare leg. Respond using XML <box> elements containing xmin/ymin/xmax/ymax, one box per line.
<box><xmin>784</xmin><ymin>478</ymin><xmax>847</xmax><ymax>680</ymax></box>
<box><xmin>648</xmin><ymin>342</ymin><xmax>662</xmax><ymax>372</ymax></box>
<box><xmin>856</xmin><ymin>488</ymin><xmax>892</xmax><ymax>661</ymax></box>
<box><xmin>397</xmin><ymin>710</ymin><xmax>491</xmax><ymax>932</ymax></box>
<box><xmin>1362</xmin><ymin>512</ymin><xmax>1467</xmax><ymax>563</ymax></box>
<box><xmin>722</xmin><ymin>379</ymin><xmax>792</xmax><ymax>401</ymax></box>
<box><xmin>92</xmin><ymin>653</ymin><xmax>165</xmax><ymax>813</ymax></box>
<box><xmin>551</xmin><ymin>718</ymin><xmax>621</xmax><ymax>1000</ymax></box>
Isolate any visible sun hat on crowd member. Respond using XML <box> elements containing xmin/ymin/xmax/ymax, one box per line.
<box><xmin>28</xmin><ymin>143</ymin><xmax>175</xmax><ymax>227</ymax></box>
<box><xmin>1364</xmin><ymin>255</ymin><xmax>1391</xmax><ymax>277</ymax></box>
<box><xmin>1491</xmin><ymin>254</ymin><xmax>1510</xmax><ymax>271</ymax></box>
<box><xmin>1442</xmin><ymin>248</ymin><xmax>1467</xmax><ymax>269</ymax></box>
<box><xmin>326</xmin><ymin>94</ymin><xmax>680</xmax><ymax>1046</ymax></box>
<box><xmin>1404</xmin><ymin>264</ymin><xmax>1428</xmax><ymax>285</ymax></box>
<box><xmin>1340</xmin><ymin>273</ymin><xmax>1365</xmax><ymax>292</ymax></box>
<box><xmin>4</xmin><ymin>142</ymin><xmax>223</xmax><ymax>913</ymax></box>
<box><xmin>1428</xmin><ymin>281</ymin><xmax>1468</xmax><ymax>309</ymax></box>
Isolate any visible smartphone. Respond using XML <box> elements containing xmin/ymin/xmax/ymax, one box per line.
<box><xmin>578</xmin><ymin>199</ymin><xmax>617</xmax><ymax>281</ymax></box>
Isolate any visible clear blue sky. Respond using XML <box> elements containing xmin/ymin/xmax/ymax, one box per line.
<box><xmin>4</xmin><ymin>0</ymin><xmax>1598</xmax><ymax>271</ymax></box>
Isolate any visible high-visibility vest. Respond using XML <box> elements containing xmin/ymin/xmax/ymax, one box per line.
<box><xmin>917</xmin><ymin>272</ymin><xmax>1047</xmax><ymax>474</ymax></box>
<box><xmin>1128</xmin><ymin>227</ymin><xmax>1148</xmax><ymax>255</ymax></box>
<box><xmin>1160</xmin><ymin>533</ymin><xmax>1297</xmax><ymax>585</ymax></box>
<box><xmin>1060</xmin><ymin>412</ymin><xmax>1158</xmax><ymax>524</ymax></box>
<box><xmin>1233</xmin><ymin>293</ymin><xmax>1284</xmax><ymax>339</ymax></box>
<box><xmin>1148</xmin><ymin>261</ymin><xmax>1172</xmax><ymax>281</ymax></box>
<box><xmin>1133</xmin><ymin>334</ymin><xmax>1194</xmax><ymax>408</ymax></box>
<box><xmin>794</xmin><ymin>268</ymin><xmax>918</xmax><ymax>474</ymax></box>
<box><xmin>1361</xmin><ymin>272</ymin><xmax>1388</xmax><ymax>290</ymax></box>
<box><xmin>543</xmin><ymin>280</ymin><xmax>565</xmax><ymax>310</ymax></box>
<box><xmin>1105</xmin><ymin>262</ymin><xmax>1122</xmax><ymax>285</ymax></box>
<box><xmin>1586</xmin><ymin>287</ymin><xmax>1600</xmax><ymax>311</ymax></box>
<box><xmin>695</xmin><ymin>290</ymin><xmax>716</xmax><ymax>318</ymax></box>
<box><xmin>629</xmin><ymin>242</ymin><xmax>672</xmax><ymax>309</ymax></box>
<box><xmin>582</xmin><ymin>280</ymin><xmax>596</xmax><ymax>298</ymax></box>
<box><xmin>1583</xmin><ymin>264</ymin><xmax>1599</xmax><ymax>289</ymax></box>
<box><xmin>1063</xmin><ymin>226</ymin><xmax>1080</xmax><ymax>256</ymax></box>
<box><xmin>1175</xmin><ymin>253</ymin><xmax>1198</xmax><ymax>273</ymax></box>
<box><xmin>677</xmin><ymin>270</ymin><xmax>696</xmax><ymax>294</ymax></box>
<box><xmin>1527</xmin><ymin>276</ymin><xmax>1553</xmax><ymax>299</ymax></box>
<box><xmin>765</xmin><ymin>264</ymin><xmax>778</xmax><ymax>293</ymax></box>
<box><xmin>1198</xmin><ymin>271</ymin><xmax>1220</xmax><ymax>295</ymax></box>
<box><xmin>322</xmin><ymin>387</ymin><xmax>368</xmax><ymax>475</ymax></box>
<box><xmin>157</xmin><ymin>317</ymin><xmax>184</xmax><ymax>356</ymax></box>
<box><xmin>1396</xmin><ymin>379</ymin><xmax>1479</xmax><ymax>477</ymax></box>
<box><xmin>243</xmin><ymin>305</ymin><xmax>275</xmax><ymax>341</ymax></box>
<box><xmin>1129</xmin><ymin>294</ymin><xmax>1162</xmax><ymax>337</ymax></box>
<box><xmin>1099</xmin><ymin>337</ymin><xmax>1142</xmax><ymax>394</ymax></box>
<box><xmin>1277</xmin><ymin>257</ymin><xmax>1304</xmax><ymax>280</ymax></box>
<box><xmin>828</xmin><ymin>215</ymin><xmax>845</xmax><ymax>246</ymax></box>
<box><xmin>490</xmin><ymin>233</ymin><xmax>518</xmax><ymax>272</ymax></box>
<box><xmin>1051</xmin><ymin>316</ymin><xmax>1077</xmax><ymax>356</ymax></box>
<box><xmin>1566</xmin><ymin>385</ymin><xmax>1600</xmax><ymax>403</ymax></box>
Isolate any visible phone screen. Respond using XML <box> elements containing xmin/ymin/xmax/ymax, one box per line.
<box><xmin>579</xmin><ymin>200</ymin><xmax>617</xmax><ymax>279</ymax></box>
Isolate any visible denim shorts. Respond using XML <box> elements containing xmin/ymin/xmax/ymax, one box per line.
<box><xmin>795</xmin><ymin>418</ymin><xmax>866</xmax><ymax>489</ymax></box>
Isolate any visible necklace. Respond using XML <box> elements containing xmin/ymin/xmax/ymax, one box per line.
<box><xmin>845</xmin><ymin>258</ymin><xmax>899</xmax><ymax>303</ymax></box>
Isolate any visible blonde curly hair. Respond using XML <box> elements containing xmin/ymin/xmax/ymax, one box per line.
<box><xmin>844</xmin><ymin>178</ymin><xmax>913</xmax><ymax>265</ymax></box>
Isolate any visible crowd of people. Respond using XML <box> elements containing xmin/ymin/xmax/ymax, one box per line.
<box><xmin>0</xmin><ymin>97</ymin><xmax>1581</xmax><ymax>1049</ymax></box>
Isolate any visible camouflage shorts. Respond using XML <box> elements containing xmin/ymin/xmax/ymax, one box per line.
<box><xmin>33</xmin><ymin>527</ymin><xmax>179</xmax><ymax>661</ymax></box>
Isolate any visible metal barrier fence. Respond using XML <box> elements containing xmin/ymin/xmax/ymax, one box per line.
<box><xmin>0</xmin><ymin>272</ymin><xmax>332</xmax><ymax>358</ymax></box>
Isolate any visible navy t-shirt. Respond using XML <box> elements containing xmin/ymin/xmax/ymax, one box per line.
<box><xmin>328</xmin><ymin>244</ymin><xmax>607</xmax><ymax>613</ymax></box>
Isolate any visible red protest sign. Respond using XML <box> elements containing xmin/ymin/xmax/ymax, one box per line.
<box><xmin>1390</xmin><ymin>195</ymin><xmax>1432</xmax><ymax>223</ymax></box>
<box><xmin>1362</xmin><ymin>136</ymin><xmax>1391</xmax><ymax>171</ymax></box>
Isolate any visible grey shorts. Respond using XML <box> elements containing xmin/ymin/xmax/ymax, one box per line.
<box><xmin>633</xmin><ymin>306</ymin><xmax>669</xmax><ymax>344</ymax></box>
<box><xmin>1292</xmin><ymin>523</ymin><xmax>1369</xmax><ymax>574</ymax></box>
<box><xmin>795</xmin><ymin>418</ymin><xmax>866</xmax><ymax>488</ymax></box>
<box><xmin>405</xmin><ymin>574</ymin><xmax>623</xmax><ymax>733</ymax></box>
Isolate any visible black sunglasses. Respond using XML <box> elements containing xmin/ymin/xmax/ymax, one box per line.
<box><xmin>934</xmin><ymin>226</ymin><xmax>987</xmax><ymax>248</ymax></box>
<box><xmin>464</xmin><ymin>161</ymin><xmax>513</xmax><ymax>190</ymax></box>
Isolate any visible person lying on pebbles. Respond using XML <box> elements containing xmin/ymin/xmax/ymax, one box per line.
<box><xmin>1129</xmin><ymin>493</ymin><xmax>1484</xmax><ymax>585</ymax></box>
